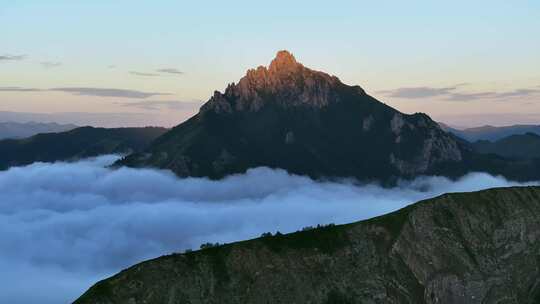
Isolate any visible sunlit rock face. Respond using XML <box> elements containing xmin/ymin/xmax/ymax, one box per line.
<box><xmin>201</xmin><ymin>50</ymin><xmax>354</xmax><ymax>113</ymax></box>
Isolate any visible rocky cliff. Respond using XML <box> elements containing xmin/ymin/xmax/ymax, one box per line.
<box><xmin>200</xmin><ymin>50</ymin><xmax>346</xmax><ymax>112</ymax></box>
<box><xmin>75</xmin><ymin>186</ymin><xmax>540</xmax><ymax>304</ymax></box>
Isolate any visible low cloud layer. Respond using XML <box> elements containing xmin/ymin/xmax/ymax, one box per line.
<box><xmin>1</xmin><ymin>156</ymin><xmax>538</xmax><ymax>303</ymax></box>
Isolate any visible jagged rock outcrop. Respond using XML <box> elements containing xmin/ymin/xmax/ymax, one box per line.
<box><xmin>117</xmin><ymin>50</ymin><xmax>470</xmax><ymax>182</ymax></box>
<box><xmin>201</xmin><ymin>51</ymin><xmax>345</xmax><ymax>113</ymax></box>
<box><xmin>75</xmin><ymin>186</ymin><xmax>540</xmax><ymax>304</ymax></box>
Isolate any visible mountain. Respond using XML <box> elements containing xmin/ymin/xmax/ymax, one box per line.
<box><xmin>75</xmin><ymin>186</ymin><xmax>540</xmax><ymax>304</ymax></box>
<box><xmin>472</xmin><ymin>132</ymin><xmax>540</xmax><ymax>159</ymax></box>
<box><xmin>440</xmin><ymin>123</ymin><xmax>540</xmax><ymax>142</ymax></box>
<box><xmin>117</xmin><ymin>50</ymin><xmax>540</xmax><ymax>183</ymax></box>
<box><xmin>0</xmin><ymin>126</ymin><xmax>167</xmax><ymax>170</ymax></box>
<box><xmin>0</xmin><ymin>121</ymin><xmax>77</xmax><ymax>139</ymax></box>
<box><xmin>118</xmin><ymin>51</ymin><xmax>467</xmax><ymax>182</ymax></box>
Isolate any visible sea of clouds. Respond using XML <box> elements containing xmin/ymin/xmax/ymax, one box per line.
<box><xmin>1</xmin><ymin>155</ymin><xmax>538</xmax><ymax>303</ymax></box>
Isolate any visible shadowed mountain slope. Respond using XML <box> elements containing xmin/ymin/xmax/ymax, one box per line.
<box><xmin>0</xmin><ymin>126</ymin><xmax>167</xmax><ymax>170</ymax></box>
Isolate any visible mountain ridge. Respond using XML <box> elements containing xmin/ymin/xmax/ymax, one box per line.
<box><xmin>440</xmin><ymin>123</ymin><xmax>540</xmax><ymax>142</ymax></box>
<box><xmin>0</xmin><ymin>121</ymin><xmax>77</xmax><ymax>139</ymax></box>
<box><xmin>0</xmin><ymin>126</ymin><xmax>167</xmax><ymax>170</ymax></box>
<box><xmin>74</xmin><ymin>185</ymin><xmax>540</xmax><ymax>304</ymax></box>
<box><xmin>472</xmin><ymin>132</ymin><xmax>540</xmax><ymax>159</ymax></box>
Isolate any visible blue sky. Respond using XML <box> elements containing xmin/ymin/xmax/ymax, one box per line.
<box><xmin>1</xmin><ymin>1</ymin><xmax>539</xmax><ymax>127</ymax></box>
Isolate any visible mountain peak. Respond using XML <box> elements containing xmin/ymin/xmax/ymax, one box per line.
<box><xmin>269</xmin><ymin>50</ymin><xmax>299</xmax><ymax>72</ymax></box>
<box><xmin>201</xmin><ymin>50</ymin><xmax>348</xmax><ymax>113</ymax></box>
<box><xmin>273</xmin><ymin>49</ymin><xmax>296</xmax><ymax>61</ymax></box>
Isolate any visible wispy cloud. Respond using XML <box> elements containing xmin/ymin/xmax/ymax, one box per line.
<box><xmin>446</xmin><ymin>88</ymin><xmax>540</xmax><ymax>101</ymax></box>
<box><xmin>0</xmin><ymin>86</ymin><xmax>42</xmax><ymax>92</ymax></box>
<box><xmin>376</xmin><ymin>86</ymin><xmax>458</xmax><ymax>98</ymax></box>
<box><xmin>495</xmin><ymin>89</ymin><xmax>540</xmax><ymax>99</ymax></box>
<box><xmin>118</xmin><ymin>100</ymin><xmax>203</xmax><ymax>111</ymax></box>
<box><xmin>129</xmin><ymin>68</ymin><xmax>184</xmax><ymax>76</ymax></box>
<box><xmin>378</xmin><ymin>84</ymin><xmax>540</xmax><ymax>102</ymax></box>
<box><xmin>49</xmin><ymin>87</ymin><xmax>170</xmax><ymax>98</ymax></box>
<box><xmin>0</xmin><ymin>86</ymin><xmax>170</xmax><ymax>99</ymax></box>
<box><xmin>129</xmin><ymin>71</ymin><xmax>160</xmax><ymax>77</ymax></box>
<box><xmin>40</xmin><ymin>61</ymin><xmax>62</xmax><ymax>68</ymax></box>
<box><xmin>444</xmin><ymin>92</ymin><xmax>496</xmax><ymax>101</ymax></box>
<box><xmin>157</xmin><ymin>68</ymin><xmax>184</xmax><ymax>75</ymax></box>
<box><xmin>0</xmin><ymin>54</ymin><xmax>26</xmax><ymax>61</ymax></box>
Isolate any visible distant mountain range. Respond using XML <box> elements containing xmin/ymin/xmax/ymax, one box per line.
<box><xmin>437</xmin><ymin>123</ymin><xmax>540</xmax><ymax>160</ymax></box>
<box><xmin>117</xmin><ymin>50</ymin><xmax>540</xmax><ymax>183</ymax></box>
<box><xmin>472</xmin><ymin>132</ymin><xmax>540</xmax><ymax>160</ymax></box>
<box><xmin>0</xmin><ymin>111</ymin><xmax>177</xmax><ymax>128</ymax></box>
<box><xmin>0</xmin><ymin>121</ymin><xmax>77</xmax><ymax>139</ymax></box>
<box><xmin>0</xmin><ymin>126</ymin><xmax>167</xmax><ymax>170</ymax></box>
<box><xmin>439</xmin><ymin>122</ymin><xmax>540</xmax><ymax>142</ymax></box>
<box><xmin>75</xmin><ymin>186</ymin><xmax>540</xmax><ymax>304</ymax></box>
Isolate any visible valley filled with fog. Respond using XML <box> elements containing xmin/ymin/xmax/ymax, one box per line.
<box><xmin>1</xmin><ymin>155</ymin><xmax>538</xmax><ymax>304</ymax></box>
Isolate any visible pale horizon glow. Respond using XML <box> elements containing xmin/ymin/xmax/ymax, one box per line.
<box><xmin>1</xmin><ymin>1</ymin><xmax>539</xmax><ymax>127</ymax></box>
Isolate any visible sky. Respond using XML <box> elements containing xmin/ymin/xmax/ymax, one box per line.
<box><xmin>1</xmin><ymin>0</ymin><xmax>539</xmax><ymax>127</ymax></box>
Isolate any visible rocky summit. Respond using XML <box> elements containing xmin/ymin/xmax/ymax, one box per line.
<box><xmin>75</xmin><ymin>186</ymin><xmax>540</xmax><ymax>304</ymax></box>
<box><xmin>201</xmin><ymin>50</ymin><xmax>346</xmax><ymax>112</ymax></box>
<box><xmin>117</xmin><ymin>50</ymin><xmax>476</xmax><ymax>182</ymax></box>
